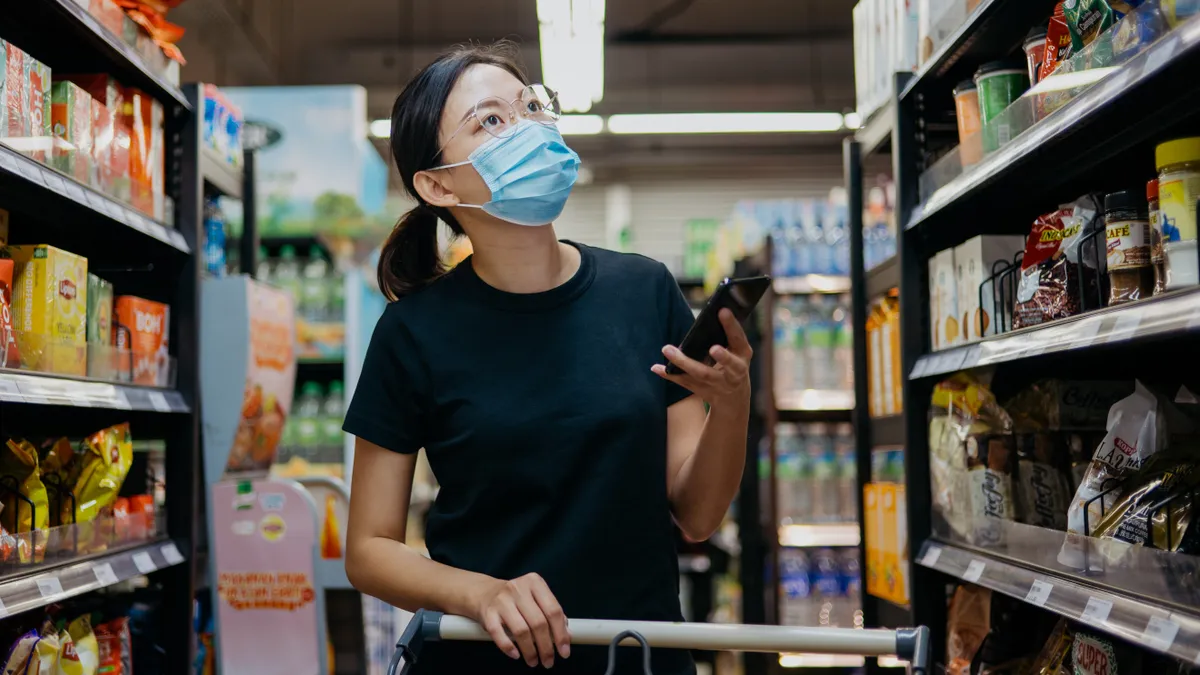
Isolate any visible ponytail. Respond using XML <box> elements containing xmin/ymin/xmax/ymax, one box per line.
<box><xmin>377</xmin><ymin>206</ymin><xmax>446</xmax><ymax>301</ymax></box>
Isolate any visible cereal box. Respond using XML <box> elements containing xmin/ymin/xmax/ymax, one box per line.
<box><xmin>114</xmin><ymin>295</ymin><xmax>169</xmax><ymax>386</ymax></box>
<box><xmin>4</xmin><ymin>42</ymin><xmax>27</xmax><ymax>139</ymax></box>
<box><xmin>8</xmin><ymin>245</ymin><xmax>89</xmax><ymax>376</ymax></box>
<box><xmin>51</xmin><ymin>81</ymin><xmax>94</xmax><ymax>183</ymax></box>
<box><xmin>25</xmin><ymin>56</ymin><xmax>50</xmax><ymax>163</ymax></box>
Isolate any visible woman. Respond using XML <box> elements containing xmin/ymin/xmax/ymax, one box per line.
<box><xmin>344</xmin><ymin>42</ymin><xmax>753</xmax><ymax>675</ymax></box>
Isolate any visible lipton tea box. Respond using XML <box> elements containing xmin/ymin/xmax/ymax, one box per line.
<box><xmin>8</xmin><ymin>245</ymin><xmax>88</xmax><ymax>376</ymax></box>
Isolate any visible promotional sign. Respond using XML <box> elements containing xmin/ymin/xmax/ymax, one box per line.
<box><xmin>211</xmin><ymin>478</ymin><xmax>323</xmax><ymax>675</ymax></box>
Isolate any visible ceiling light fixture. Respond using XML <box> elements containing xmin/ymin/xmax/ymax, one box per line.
<box><xmin>555</xmin><ymin>114</ymin><xmax>605</xmax><ymax>135</ymax></box>
<box><xmin>607</xmin><ymin>112</ymin><xmax>848</xmax><ymax>135</ymax></box>
<box><xmin>369</xmin><ymin>119</ymin><xmax>391</xmax><ymax>138</ymax></box>
<box><xmin>538</xmin><ymin>0</ymin><xmax>605</xmax><ymax>113</ymax></box>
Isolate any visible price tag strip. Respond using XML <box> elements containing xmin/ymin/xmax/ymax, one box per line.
<box><xmin>1026</xmin><ymin>580</ymin><xmax>1053</xmax><ymax>607</ymax></box>
<box><xmin>161</xmin><ymin>542</ymin><xmax>185</xmax><ymax>566</ymax></box>
<box><xmin>132</xmin><ymin>551</ymin><xmax>158</xmax><ymax>574</ymax></box>
<box><xmin>963</xmin><ymin>559</ymin><xmax>986</xmax><ymax>582</ymax></box>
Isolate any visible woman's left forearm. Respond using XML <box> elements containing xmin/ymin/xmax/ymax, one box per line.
<box><xmin>669</xmin><ymin>400</ymin><xmax>750</xmax><ymax>541</ymax></box>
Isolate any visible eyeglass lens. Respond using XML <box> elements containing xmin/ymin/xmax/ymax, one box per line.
<box><xmin>473</xmin><ymin>86</ymin><xmax>561</xmax><ymax>139</ymax></box>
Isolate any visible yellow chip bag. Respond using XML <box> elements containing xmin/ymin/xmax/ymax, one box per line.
<box><xmin>39</xmin><ymin>438</ymin><xmax>77</xmax><ymax>533</ymax></box>
<box><xmin>0</xmin><ymin>439</ymin><xmax>50</xmax><ymax>562</ymax></box>
<box><xmin>71</xmin><ymin>424</ymin><xmax>133</xmax><ymax>524</ymax></box>
<box><xmin>65</xmin><ymin>616</ymin><xmax>99</xmax><ymax>675</ymax></box>
<box><xmin>27</xmin><ymin>632</ymin><xmax>60</xmax><ymax>675</ymax></box>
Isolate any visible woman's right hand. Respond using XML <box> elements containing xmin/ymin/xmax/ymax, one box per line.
<box><xmin>469</xmin><ymin>572</ymin><xmax>571</xmax><ymax>668</ymax></box>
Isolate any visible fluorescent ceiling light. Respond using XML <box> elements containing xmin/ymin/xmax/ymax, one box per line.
<box><xmin>538</xmin><ymin>0</ymin><xmax>605</xmax><ymax>113</ymax></box>
<box><xmin>369</xmin><ymin>118</ymin><xmax>390</xmax><ymax>138</ymax></box>
<box><xmin>608</xmin><ymin>112</ymin><xmax>847</xmax><ymax>135</ymax></box>
<box><xmin>843</xmin><ymin>112</ymin><xmax>862</xmax><ymax>129</ymax></box>
<box><xmin>556</xmin><ymin>114</ymin><xmax>604</xmax><ymax>135</ymax></box>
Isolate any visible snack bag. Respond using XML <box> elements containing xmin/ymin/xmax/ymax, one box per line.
<box><xmin>1013</xmin><ymin>197</ymin><xmax>1105</xmax><ymax>329</ymax></box>
<box><xmin>71</xmin><ymin>424</ymin><xmax>133</xmax><ymax>526</ymax></box>
<box><xmin>66</xmin><ymin>616</ymin><xmax>99</xmax><ymax>675</ymax></box>
<box><xmin>114</xmin><ymin>296</ymin><xmax>169</xmax><ymax>386</ymax></box>
<box><xmin>27</xmin><ymin>633</ymin><xmax>60</xmax><ymax>675</ymax></box>
<box><xmin>130</xmin><ymin>494</ymin><xmax>154</xmax><ymax>538</ymax></box>
<box><xmin>1072</xmin><ymin>629</ymin><xmax>1142</xmax><ymax>674</ymax></box>
<box><xmin>0</xmin><ymin>439</ymin><xmax>50</xmax><ymax>561</ymax></box>
<box><xmin>1028</xmin><ymin>619</ymin><xmax>1073</xmax><ymax>674</ymax></box>
<box><xmin>40</xmin><ymin>437</ymin><xmax>77</xmax><ymax>528</ymax></box>
<box><xmin>0</xmin><ymin>258</ymin><xmax>21</xmax><ymax>368</ymax></box>
<box><xmin>1091</xmin><ymin>447</ymin><xmax>1200</xmax><ymax>558</ymax></box>
<box><xmin>2</xmin><ymin>630</ymin><xmax>39</xmax><ymax>675</ymax></box>
<box><xmin>1059</xmin><ymin>381</ymin><xmax>1173</xmax><ymax>568</ymax></box>
<box><xmin>1064</xmin><ymin>0</ymin><xmax>1116</xmax><ymax>51</ymax></box>
<box><xmin>94</xmin><ymin>618</ymin><xmax>131</xmax><ymax>675</ymax></box>
<box><xmin>320</xmin><ymin>492</ymin><xmax>342</xmax><ymax>559</ymax></box>
<box><xmin>946</xmin><ymin>585</ymin><xmax>991</xmax><ymax>675</ymax></box>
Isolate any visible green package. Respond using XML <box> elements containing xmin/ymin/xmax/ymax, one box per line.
<box><xmin>1064</xmin><ymin>0</ymin><xmax>1116</xmax><ymax>51</ymax></box>
<box><xmin>86</xmin><ymin>273</ymin><xmax>113</xmax><ymax>379</ymax></box>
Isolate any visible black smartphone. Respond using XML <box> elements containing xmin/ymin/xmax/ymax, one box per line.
<box><xmin>666</xmin><ymin>275</ymin><xmax>771</xmax><ymax>375</ymax></box>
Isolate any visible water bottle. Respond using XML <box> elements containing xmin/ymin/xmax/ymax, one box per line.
<box><xmin>833</xmin><ymin>297</ymin><xmax>854</xmax><ymax>391</ymax></box>
<box><xmin>810</xmin><ymin>548</ymin><xmax>842</xmax><ymax>627</ymax></box>
<box><xmin>789</xmin><ymin>297</ymin><xmax>810</xmax><ymax>392</ymax></box>
<box><xmin>301</xmin><ymin>245</ymin><xmax>331</xmax><ymax>323</ymax></box>
<box><xmin>779</xmin><ymin>548</ymin><xmax>813</xmax><ymax>627</ymax></box>
<box><xmin>835</xmin><ymin>423</ymin><xmax>857</xmax><ymax>522</ymax></box>
<box><xmin>805</xmin><ymin>297</ymin><xmax>836</xmax><ymax>390</ymax></box>
<box><xmin>808</xmin><ymin>424</ymin><xmax>838</xmax><ymax>522</ymax></box>
<box><xmin>274</xmin><ymin>245</ymin><xmax>302</xmax><ymax>305</ymax></box>
<box><xmin>321</xmin><ymin>381</ymin><xmax>345</xmax><ymax>459</ymax></box>
<box><xmin>255</xmin><ymin>245</ymin><xmax>272</xmax><ymax>282</ymax></box>
<box><xmin>203</xmin><ymin>198</ymin><xmax>225</xmax><ymax>277</ymax></box>
<box><xmin>776</xmin><ymin>424</ymin><xmax>799</xmax><ymax>525</ymax></box>
<box><xmin>295</xmin><ymin>382</ymin><xmax>323</xmax><ymax>461</ymax></box>
<box><xmin>328</xmin><ymin>271</ymin><xmax>345</xmax><ymax>324</ymax></box>
<box><xmin>786</xmin><ymin>201</ymin><xmax>809</xmax><ymax>277</ymax></box>
<box><xmin>839</xmin><ymin>549</ymin><xmax>863</xmax><ymax>628</ymax></box>
<box><xmin>774</xmin><ymin>302</ymin><xmax>796</xmax><ymax>395</ymax></box>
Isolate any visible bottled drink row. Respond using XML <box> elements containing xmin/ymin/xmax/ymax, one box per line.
<box><xmin>279</xmin><ymin>380</ymin><xmax>345</xmax><ymax>464</ymax></box>
<box><xmin>256</xmin><ymin>244</ymin><xmax>345</xmax><ymax>324</ymax></box>
<box><xmin>773</xmin><ymin>295</ymin><xmax>854</xmax><ymax>393</ymax></box>
<box><xmin>771</xmin><ymin>423</ymin><xmax>858</xmax><ymax>525</ymax></box>
<box><xmin>756</xmin><ymin>197</ymin><xmax>852</xmax><ymax>278</ymax></box>
<box><xmin>780</xmin><ymin>547</ymin><xmax>863</xmax><ymax>629</ymax></box>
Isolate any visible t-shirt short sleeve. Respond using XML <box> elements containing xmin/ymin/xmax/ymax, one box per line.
<box><xmin>342</xmin><ymin>307</ymin><xmax>428</xmax><ymax>454</ymax></box>
<box><xmin>661</xmin><ymin>265</ymin><xmax>698</xmax><ymax>407</ymax></box>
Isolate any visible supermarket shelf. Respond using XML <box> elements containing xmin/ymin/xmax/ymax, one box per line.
<box><xmin>865</xmin><ymin>256</ymin><xmax>899</xmax><ymax>299</ymax></box>
<box><xmin>854</xmin><ymin>100</ymin><xmax>895</xmax><ymax>157</ymax></box>
<box><xmin>910</xmin><ymin>286</ymin><xmax>1200</xmax><ymax>380</ymax></box>
<box><xmin>298</xmin><ymin>356</ymin><xmax>345</xmax><ymax>366</ymax></box>
<box><xmin>917</xmin><ymin>539</ymin><xmax>1200</xmax><ymax>664</ymax></box>
<box><xmin>906</xmin><ymin>15</ymin><xmax>1200</xmax><ymax>234</ymax></box>
<box><xmin>773</xmin><ymin>275</ymin><xmax>851</xmax><ymax>295</ymax></box>
<box><xmin>9</xmin><ymin>0</ymin><xmax>188</xmax><ymax>111</ymax></box>
<box><xmin>0</xmin><ymin>539</ymin><xmax>184</xmax><ymax>619</ymax></box>
<box><xmin>778</xmin><ymin>653</ymin><xmax>866</xmax><ymax>668</ymax></box>
<box><xmin>0</xmin><ymin>370</ymin><xmax>190</xmax><ymax>412</ymax></box>
<box><xmin>776</xmin><ymin>389</ymin><xmax>855</xmax><ymax>413</ymax></box>
<box><xmin>779</xmin><ymin>523</ymin><xmax>861</xmax><ymax>548</ymax></box>
<box><xmin>0</xmin><ymin>142</ymin><xmax>189</xmax><ymax>253</ymax></box>
<box><xmin>898</xmin><ymin>0</ymin><xmax>1054</xmax><ymax>102</ymax></box>
<box><xmin>869</xmin><ymin>414</ymin><xmax>905</xmax><ymax>447</ymax></box>
<box><xmin>201</xmin><ymin>147</ymin><xmax>243</xmax><ymax>199</ymax></box>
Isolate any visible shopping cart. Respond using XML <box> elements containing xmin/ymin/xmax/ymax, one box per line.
<box><xmin>387</xmin><ymin>610</ymin><xmax>930</xmax><ymax>675</ymax></box>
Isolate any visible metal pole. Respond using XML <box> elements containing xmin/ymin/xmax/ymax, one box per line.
<box><xmin>241</xmin><ymin>148</ymin><xmax>259</xmax><ymax>277</ymax></box>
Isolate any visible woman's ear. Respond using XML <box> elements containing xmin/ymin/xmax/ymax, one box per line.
<box><xmin>414</xmin><ymin>170</ymin><xmax>461</xmax><ymax>209</ymax></box>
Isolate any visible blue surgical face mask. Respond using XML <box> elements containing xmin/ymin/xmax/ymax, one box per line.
<box><xmin>429</xmin><ymin>121</ymin><xmax>581</xmax><ymax>226</ymax></box>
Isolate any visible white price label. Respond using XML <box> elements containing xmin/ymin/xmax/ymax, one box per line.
<box><xmin>963</xmin><ymin>559</ymin><xmax>986</xmax><ymax>582</ymax></box>
<box><xmin>67</xmin><ymin>389</ymin><xmax>92</xmax><ymax>407</ymax></box>
<box><xmin>920</xmin><ymin>546</ymin><xmax>942</xmax><ymax>567</ymax></box>
<box><xmin>64</xmin><ymin>182</ymin><xmax>87</xmax><ymax>204</ymax></box>
<box><xmin>112</xmin><ymin>389</ymin><xmax>132</xmax><ymax>410</ymax></box>
<box><xmin>0</xmin><ymin>380</ymin><xmax>22</xmax><ymax>401</ymax></box>
<box><xmin>960</xmin><ymin>344</ymin><xmax>982</xmax><ymax>370</ymax></box>
<box><xmin>41</xmin><ymin>173</ymin><xmax>66</xmax><ymax>195</ymax></box>
<box><xmin>1026</xmin><ymin>580</ymin><xmax>1053</xmax><ymax>606</ymax></box>
<box><xmin>36</xmin><ymin>576</ymin><xmax>64</xmax><ymax>598</ymax></box>
<box><xmin>93</xmin><ymin>563</ymin><xmax>119</xmax><ymax>586</ymax></box>
<box><xmin>1108</xmin><ymin>311</ymin><xmax>1141</xmax><ymax>343</ymax></box>
<box><xmin>148</xmin><ymin>222</ymin><xmax>168</xmax><ymax>242</ymax></box>
<box><xmin>0</xmin><ymin>598</ymin><xmax>8</xmax><ymax>618</ymax></box>
<box><xmin>1142</xmin><ymin>35</ymin><xmax>1179</xmax><ymax>76</ymax></box>
<box><xmin>1081</xmin><ymin>597</ymin><xmax>1113</xmax><ymax>624</ymax></box>
<box><xmin>1072</xmin><ymin>319</ymin><xmax>1103</xmax><ymax>348</ymax></box>
<box><xmin>148</xmin><ymin>391</ymin><xmax>172</xmax><ymax>412</ymax></box>
<box><xmin>86</xmin><ymin>191</ymin><xmax>108</xmax><ymax>212</ymax></box>
<box><xmin>161</xmin><ymin>542</ymin><xmax>185</xmax><ymax>566</ymax></box>
<box><xmin>1143</xmin><ymin>616</ymin><xmax>1180</xmax><ymax>651</ymax></box>
<box><xmin>132</xmin><ymin>551</ymin><xmax>157</xmax><ymax>574</ymax></box>
<box><xmin>0</xmin><ymin>150</ymin><xmax>18</xmax><ymax>173</ymax></box>
<box><xmin>20</xmin><ymin>160</ymin><xmax>45</xmax><ymax>186</ymax></box>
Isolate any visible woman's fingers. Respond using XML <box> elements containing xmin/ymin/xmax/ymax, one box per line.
<box><xmin>499</xmin><ymin>602</ymin><xmax>539</xmax><ymax>667</ymax></box>
<box><xmin>514</xmin><ymin>591</ymin><xmax>557</xmax><ymax>667</ymax></box>
<box><xmin>719</xmin><ymin>308</ymin><xmax>753</xmax><ymax>357</ymax></box>
<box><xmin>482</xmin><ymin>608</ymin><xmax>521</xmax><ymax>661</ymax></box>
<box><xmin>661</xmin><ymin>345</ymin><xmax>713</xmax><ymax>380</ymax></box>
<box><xmin>529</xmin><ymin>578</ymin><xmax>571</xmax><ymax>659</ymax></box>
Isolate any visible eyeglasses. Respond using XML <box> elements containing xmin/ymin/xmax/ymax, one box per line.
<box><xmin>438</xmin><ymin>84</ymin><xmax>561</xmax><ymax>154</ymax></box>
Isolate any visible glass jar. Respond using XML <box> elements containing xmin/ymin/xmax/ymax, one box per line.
<box><xmin>1104</xmin><ymin>189</ymin><xmax>1153</xmax><ymax>305</ymax></box>
<box><xmin>1156</xmin><ymin>137</ymin><xmax>1200</xmax><ymax>290</ymax></box>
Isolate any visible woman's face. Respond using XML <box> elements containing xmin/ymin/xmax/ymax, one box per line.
<box><xmin>430</xmin><ymin>64</ymin><xmax>530</xmax><ymax>209</ymax></box>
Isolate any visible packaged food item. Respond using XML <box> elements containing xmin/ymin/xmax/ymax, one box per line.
<box><xmin>1090</xmin><ymin>449</ymin><xmax>1200</xmax><ymax>558</ymax></box>
<box><xmin>4</xmin><ymin>43</ymin><xmax>28</xmax><ymax>139</ymax></box>
<box><xmin>1162</xmin><ymin>0</ymin><xmax>1200</xmax><ymax>26</ymax></box>
<box><xmin>8</xmin><ymin>245</ymin><xmax>89</xmax><ymax>376</ymax></box>
<box><xmin>66</xmin><ymin>616</ymin><xmax>99</xmax><ymax>675</ymax></box>
<box><xmin>1013</xmin><ymin>197</ymin><xmax>1105</xmax><ymax>329</ymax></box>
<box><xmin>1059</xmin><ymin>381</ymin><xmax>1175</xmax><ymax>568</ymax></box>
<box><xmin>70</xmin><ymin>423</ymin><xmax>133</xmax><ymax>526</ymax></box>
<box><xmin>2</xmin><ymin>630</ymin><xmax>39</xmax><ymax>674</ymax></box>
<box><xmin>930</xmin><ymin>248</ymin><xmax>959</xmax><ymax>348</ymax></box>
<box><xmin>1104</xmin><ymin>189</ymin><xmax>1153</xmax><ymax>304</ymax></box>
<box><xmin>26</xmin><ymin>57</ymin><xmax>51</xmax><ymax>164</ymax></box>
<box><xmin>26</xmin><ymin>632</ymin><xmax>59</xmax><ymax>675</ymax></box>
<box><xmin>129</xmin><ymin>493</ymin><xmax>154</xmax><ymax>538</ymax></box>
<box><xmin>0</xmin><ymin>439</ymin><xmax>49</xmax><ymax>561</ymax></box>
<box><xmin>1146</xmin><ymin>179</ymin><xmax>1167</xmax><ymax>296</ymax></box>
<box><xmin>1041</xmin><ymin>3</ymin><xmax>1075</xmax><ymax>81</ymax></box>
<box><xmin>1156</xmin><ymin>137</ymin><xmax>1200</xmax><ymax>290</ymax></box>
<box><xmin>0</xmin><ymin>258</ymin><xmax>21</xmax><ymax>368</ymax></box>
<box><xmin>1064</xmin><ymin>0</ymin><xmax>1116</xmax><ymax>51</ymax></box>
<box><xmin>1029</xmin><ymin>619</ymin><xmax>1074</xmax><ymax>674</ymax></box>
<box><xmin>1024</xmin><ymin>29</ymin><xmax>1048</xmax><ymax>86</ymax></box>
<box><xmin>947</xmin><ymin>585</ymin><xmax>992</xmax><ymax>675</ymax></box>
<box><xmin>954</xmin><ymin>235</ymin><xmax>1025</xmax><ymax>341</ymax></box>
<box><xmin>1111</xmin><ymin>1</ymin><xmax>1168</xmax><ymax>64</ymax></box>
<box><xmin>62</xmin><ymin>76</ymin><xmax>125</xmax><ymax>202</ymax></box>
<box><xmin>974</xmin><ymin>61</ymin><xmax>1028</xmax><ymax>153</ymax></box>
<box><xmin>929</xmin><ymin>374</ymin><xmax>1014</xmax><ymax>545</ymax></box>
<box><xmin>94</xmin><ymin>618</ymin><xmax>131</xmax><ymax>675</ymax></box>
<box><xmin>320</xmin><ymin>492</ymin><xmax>342</xmax><ymax>559</ymax></box>
<box><xmin>126</xmin><ymin>88</ymin><xmax>163</xmax><ymax>219</ymax></box>
<box><xmin>953</xmin><ymin>80</ymin><xmax>982</xmax><ymax>164</ymax></box>
<box><xmin>86</xmin><ymin>274</ymin><xmax>114</xmax><ymax>380</ymax></box>
<box><xmin>40</xmin><ymin>437</ymin><xmax>76</xmax><ymax>529</ymax></box>
<box><xmin>89</xmin><ymin>102</ymin><xmax>113</xmax><ymax>193</ymax></box>
<box><xmin>114</xmin><ymin>296</ymin><xmax>169</xmax><ymax>385</ymax></box>
<box><xmin>1071</xmin><ymin>629</ymin><xmax>1142</xmax><ymax>675</ymax></box>
<box><xmin>50</xmin><ymin>82</ymin><xmax>94</xmax><ymax>183</ymax></box>
<box><xmin>89</xmin><ymin>0</ymin><xmax>126</xmax><ymax>34</ymax></box>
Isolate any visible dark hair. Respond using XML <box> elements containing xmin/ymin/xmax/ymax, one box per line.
<box><xmin>378</xmin><ymin>42</ymin><xmax>529</xmax><ymax>300</ymax></box>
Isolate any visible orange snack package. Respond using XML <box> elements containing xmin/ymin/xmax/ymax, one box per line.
<box><xmin>0</xmin><ymin>258</ymin><xmax>21</xmax><ymax>368</ymax></box>
<box><xmin>114</xmin><ymin>295</ymin><xmax>169</xmax><ymax>385</ymax></box>
<box><xmin>320</xmin><ymin>493</ymin><xmax>342</xmax><ymax>559</ymax></box>
<box><xmin>130</xmin><ymin>494</ymin><xmax>154</xmax><ymax>538</ymax></box>
<box><xmin>94</xmin><ymin>618</ymin><xmax>132</xmax><ymax>675</ymax></box>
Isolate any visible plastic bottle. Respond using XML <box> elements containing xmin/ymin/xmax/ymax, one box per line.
<box><xmin>789</xmin><ymin>297</ymin><xmax>810</xmax><ymax>392</ymax></box>
<box><xmin>787</xmin><ymin>201</ymin><xmax>809</xmax><ymax>277</ymax></box>
<box><xmin>301</xmin><ymin>245</ymin><xmax>331</xmax><ymax>323</ymax></box>
<box><xmin>833</xmin><ymin>297</ymin><xmax>854</xmax><ymax>391</ymax></box>
<box><xmin>835</xmin><ymin>423</ymin><xmax>857</xmax><ymax>522</ymax></box>
<box><xmin>203</xmin><ymin>198</ymin><xmax>226</xmax><ymax>277</ymax></box>
<box><xmin>810</xmin><ymin>548</ymin><xmax>842</xmax><ymax>627</ymax></box>
<box><xmin>294</xmin><ymin>382</ymin><xmax>323</xmax><ymax>460</ymax></box>
<box><xmin>807</xmin><ymin>424</ymin><xmax>838</xmax><ymax>522</ymax></box>
<box><xmin>255</xmin><ymin>245</ymin><xmax>271</xmax><ymax>282</ymax></box>
<box><xmin>805</xmin><ymin>297</ymin><xmax>836</xmax><ymax>390</ymax></box>
<box><xmin>321</xmin><ymin>381</ymin><xmax>345</xmax><ymax>457</ymax></box>
<box><xmin>839</xmin><ymin>548</ymin><xmax>863</xmax><ymax>628</ymax></box>
<box><xmin>328</xmin><ymin>271</ymin><xmax>345</xmax><ymax>324</ymax></box>
<box><xmin>274</xmin><ymin>245</ymin><xmax>302</xmax><ymax>304</ymax></box>
<box><xmin>773</xmin><ymin>301</ymin><xmax>796</xmax><ymax>395</ymax></box>
<box><xmin>779</xmin><ymin>548</ymin><xmax>813</xmax><ymax>627</ymax></box>
<box><xmin>775</xmin><ymin>424</ymin><xmax>800</xmax><ymax>525</ymax></box>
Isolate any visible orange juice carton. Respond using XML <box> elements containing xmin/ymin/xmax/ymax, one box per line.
<box><xmin>114</xmin><ymin>295</ymin><xmax>170</xmax><ymax>386</ymax></box>
<box><xmin>51</xmin><ymin>81</ymin><xmax>94</xmax><ymax>183</ymax></box>
<box><xmin>8</xmin><ymin>245</ymin><xmax>89</xmax><ymax>376</ymax></box>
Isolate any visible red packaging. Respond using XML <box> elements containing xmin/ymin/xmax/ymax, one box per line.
<box><xmin>27</xmin><ymin>58</ymin><xmax>51</xmax><ymax>163</ymax></box>
<box><xmin>126</xmin><ymin>88</ymin><xmax>162</xmax><ymax>217</ymax></box>
<box><xmin>62</xmin><ymin>75</ymin><xmax>128</xmax><ymax>201</ymax></box>
<box><xmin>1013</xmin><ymin>198</ymin><xmax>1105</xmax><ymax>329</ymax></box>
<box><xmin>95</xmin><ymin>617</ymin><xmax>132</xmax><ymax>675</ymax></box>
<box><xmin>0</xmin><ymin>259</ymin><xmax>20</xmax><ymax>368</ymax></box>
<box><xmin>5</xmin><ymin>44</ymin><xmax>26</xmax><ymax>138</ymax></box>
<box><xmin>89</xmin><ymin>0</ymin><xmax>127</xmax><ymax>35</ymax></box>
<box><xmin>130</xmin><ymin>493</ymin><xmax>154</xmax><ymax>538</ymax></box>
<box><xmin>1040</xmin><ymin>3</ymin><xmax>1074</xmax><ymax>82</ymax></box>
<box><xmin>92</xmin><ymin>101</ymin><xmax>114</xmax><ymax>193</ymax></box>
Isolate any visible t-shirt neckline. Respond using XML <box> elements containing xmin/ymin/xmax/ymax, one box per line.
<box><xmin>458</xmin><ymin>240</ymin><xmax>596</xmax><ymax>312</ymax></box>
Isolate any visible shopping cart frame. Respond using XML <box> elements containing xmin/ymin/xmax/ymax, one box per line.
<box><xmin>387</xmin><ymin>610</ymin><xmax>930</xmax><ymax>675</ymax></box>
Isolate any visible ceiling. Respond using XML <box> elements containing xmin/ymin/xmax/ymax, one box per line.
<box><xmin>173</xmin><ymin>0</ymin><xmax>857</xmax><ymax>177</ymax></box>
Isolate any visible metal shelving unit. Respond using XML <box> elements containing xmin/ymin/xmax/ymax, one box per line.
<box><xmin>847</xmin><ymin>3</ymin><xmax>1200</xmax><ymax>668</ymax></box>
<box><xmin>0</xmin><ymin>6</ymin><xmax>203</xmax><ymax>672</ymax></box>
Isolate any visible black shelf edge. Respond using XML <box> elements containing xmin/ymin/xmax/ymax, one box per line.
<box><xmin>0</xmin><ymin>142</ymin><xmax>189</xmax><ymax>253</ymax></box>
<box><xmin>906</xmin><ymin>16</ymin><xmax>1200</xmax><ymax>233</ymax></box>
<box><xmin>32</xmin><ymin>0</ymin><xmax>189</xmax><ymax>111</ymax></box>
<box><xmin>869</xmin><ymin>413</ymin><xmax>905</xmax><ymax>447</ymax></box>
<box><xmin>865</xmin><ymin>256</ymin><xmax>900</xmax><ymax>299</ymax></box>
<box><xmin>917</xmin><ymin>539</ymin><xmax>1200</xmax><ymax>663</ymax></box>
<box><xmin>201</xmin><ymin>147</ymin><xmax>243</xmax><ymax>199</ymax></box>
<box><xmin>0</xmin><ymin>538</ymin><xmax>184</xmax><ymax>618</ymax></box>
<box><xmin>910</xmin><ymin>286</ymin><xmax>1200</xmax><ymax>380</ymax></box>
<box><xmin>0</xmin><ymin>370</ymin><xmax>190</xmax><ymax>412</ymax></box>
<box><xmin>675</xmin><ymin>277</ymin><xmax>705</xmax><ymax>289</ymax></box>
<box><xmin>854</xmin><ymin>101</ymin><xmax>895</xmax><ymax>157</ymax></box>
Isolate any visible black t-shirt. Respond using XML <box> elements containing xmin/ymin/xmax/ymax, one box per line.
<box><xmin>344</xmin><ymin>242</ymin><xmax>698</xmax><ymax>675</ymax></box>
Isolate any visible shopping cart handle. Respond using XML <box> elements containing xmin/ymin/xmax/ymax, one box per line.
<box><xmin>388</xmin><ymin>610</ymin><xmax>930</xmax><ymax>675</ymax></box>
